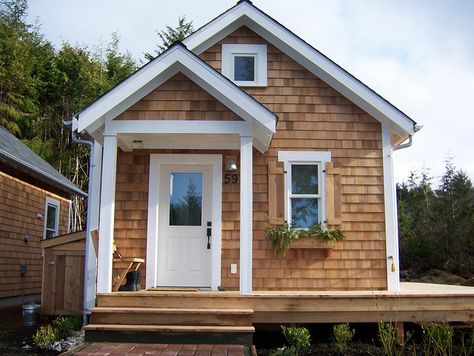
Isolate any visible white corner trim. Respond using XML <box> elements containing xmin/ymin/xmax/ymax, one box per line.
<box><xmin>146</xmin><ymin>154</ymin><xmax>222</xmax><ymax>290</ymax></box>
<box><xmin>240</xmin><ymin>135</ymin><xmax>253</xmax><ymax>295</ymax></box>
<box><xmin>96</xmin><ymin>134</ymin><xmax>118</xmax><ymax>293</ymax></box>
<box><xmin>183</xmin><ymin>1</ymin><xmax>416</xmax><ymax>136</ymax></box>
<box><xmin>43</xmin><ymin>196</ymin><xmax>60</xmax><ymax>239</ymax></box>
<box><xmin>382</xmin><ymin>122</ymin><xmax>400</xmax><ymax>292</ymax></box>
<box><xmin>222</xmin><ymin>44</ymin><xmax>267</xmax><ymax>87</ymax></box>
<box><xmin>277</xmin><ymin>151</ymin><xmax>331</xmax><ymax>226</ymax></box>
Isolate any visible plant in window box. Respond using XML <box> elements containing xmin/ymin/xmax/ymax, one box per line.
<box><xmin>266</xmin><ymin>223</ymin><xmax>344</xmax><ymax>255</ymax></box>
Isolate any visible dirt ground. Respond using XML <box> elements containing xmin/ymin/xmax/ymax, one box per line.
<box><xmin>0</xmin><ymin>306</ymin><xmax>56</xmax><ymax>356</ymax></box>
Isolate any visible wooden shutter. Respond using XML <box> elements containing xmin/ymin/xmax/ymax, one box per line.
<box><xmin>268</xmin><ymin>161</ymin><xmax>285</xmax><ymax>225</ymax></box>
<box><xmin>325</xmin><ymin>162</ymin><xmax>342</xmax><ymax>228</ymax></box>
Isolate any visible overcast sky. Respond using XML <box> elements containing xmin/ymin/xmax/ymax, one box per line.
<box><xmin>27</xmin><ymin>0</ymin><xmax>474</xmax><ymax>183</ymax></box>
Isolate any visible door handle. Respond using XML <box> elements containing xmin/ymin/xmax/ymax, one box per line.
<box><xmin>206</xmin><ymin>221</ymin><xmax>212</xmax><ymax>249</ymax></box>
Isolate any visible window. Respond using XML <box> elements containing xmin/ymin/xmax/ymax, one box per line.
<box><xmin>169</xmin><ymin>172</ymin><xmax>202</xmax><ymax>226</ymax></box>
<box><xmin>44</xmin><ymin>197</ymin><xmax>60</xmax><ymax>239</ymax></box>
<box><xmin>222</xmin><ymin>44</ymin><xmax>267</xmax><ymax>86</ymax></box>
<box><xmin>278</xmin><ymin>151</ymin><xmax>331</xmax><ymax>229</ymax></box>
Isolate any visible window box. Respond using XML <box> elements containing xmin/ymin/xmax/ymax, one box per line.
<box><xmin>290</xmin><ymin>237</ymin><xmax>335</xmax><ymax>249</ymax></box>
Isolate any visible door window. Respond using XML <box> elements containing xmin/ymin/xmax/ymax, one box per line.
<box><xmin>169</xmin><ymin>172</ymin><xmax>202</xmax><ymax>226</ymax></box>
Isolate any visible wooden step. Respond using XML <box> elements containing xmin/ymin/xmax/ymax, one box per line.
<box><xmin>84</xmin><ymin>324</ymin><xmax>255</xmax><ymax>345</ymax></box>
<box><xmin>84</xmin><ymin>324</ymin><xmax>255</xmax><ymax>333</ymax></box>
<box><xmin>96</xmin><ymin>292</ymin><xmax>252</xmax><ymax>309</ymax></box>
<box><xmin>90</xmin><ymin>307</ymin><xmax>254</xmax><ymax>326</ymax></box>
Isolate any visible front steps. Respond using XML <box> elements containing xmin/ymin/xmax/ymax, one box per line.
<box><xmin>84</xmin><ymin>292</ymin><xmax>255</xmax><ymax>344</ymax></box>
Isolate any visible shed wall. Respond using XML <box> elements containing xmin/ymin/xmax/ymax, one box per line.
<box><xmin>0</xmin><ymin>171</ymin><xmax>70</xmax><ymax>298</ymax></box>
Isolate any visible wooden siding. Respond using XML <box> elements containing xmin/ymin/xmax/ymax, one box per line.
<box><xmin>0</xmin><ymin>171</ymin><xmax>70</xmax><ymax>298</ymax></box>
<box><xmin>201</xmin><ymin>26</ymin><xmax>387</xmax><ymax>290</ymax></box>
<box><xmin>116</xmin><ymin>73</ymin><xmax>242</xmax><ymax>121</ymax></box>
<box><xmin>112</xmin><ymin>26</ymin><xmax>387</xmax><ymax>291</ymax></box>
<box><xmin>41</xmin><ymin>231</ymin><xmax>85</xmax><ymax>315</ymax></box>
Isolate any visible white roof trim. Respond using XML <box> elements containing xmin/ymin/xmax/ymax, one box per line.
<box><xmin>76</xmin><ymin>43</ymin><xmax>277</xmax><ymax>152</ymax></box>
<box><xmin>184</xmin><ymin>1</ymin><xmax>417</xmax><ymax>136</ymax></box>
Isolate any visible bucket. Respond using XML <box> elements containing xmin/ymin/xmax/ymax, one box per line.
<box><xmin>22</xmin><ymin>303</ymin><xmax>41</xmax><ymax>326</ymax></box>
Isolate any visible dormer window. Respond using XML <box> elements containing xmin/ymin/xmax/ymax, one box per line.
<box><xmin>222</xmin><ymin>44</ymin><xmax>267</xmax><ymax>87</ymax></box>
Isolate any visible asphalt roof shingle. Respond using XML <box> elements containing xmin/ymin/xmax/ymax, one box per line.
<box><xmin>0</xmin><ymin>127</ymin><xmax>86</xmax><ymax>196</ymax></box>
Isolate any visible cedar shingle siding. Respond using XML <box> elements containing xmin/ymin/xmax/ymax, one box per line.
<box><xmin>112</xmin><ymin>26</ymin><xmax>387</xmax><ymax>291</ymax></box>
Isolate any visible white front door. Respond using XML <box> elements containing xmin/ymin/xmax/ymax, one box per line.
<box><xmin>157</xmin><ymin>164</ymin><xmax>212</xmax><ymax>287</ymax></box>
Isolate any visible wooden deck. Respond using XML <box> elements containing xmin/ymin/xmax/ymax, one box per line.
<box><xmin>85</xmin><ymin>283</ymin><xmax>474</xmax><ymax>344</ymax></box>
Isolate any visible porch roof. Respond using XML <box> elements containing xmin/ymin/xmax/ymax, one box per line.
<box><xmin>73</xmin><ymin>42</ymin><xmax>277</xmax><ymax>153</ymax></box>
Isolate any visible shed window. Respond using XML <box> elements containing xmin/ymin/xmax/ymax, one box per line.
<box><xmin>222</xmin><ymin>44</ymin><xmax>267</xmax><ymax>86</ymax></box>
<box><xmin>44</xmin><ymin>197</ymin><xmax>60</xmax><ymax>239</ymax></box>
<box><xmin>278</xmin><ymin>151</ymin><xmax>331</xmax><ymax>229</ymax></box>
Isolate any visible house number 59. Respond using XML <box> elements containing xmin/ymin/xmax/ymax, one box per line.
<box><xmin>224</xmin><ymin>174</ymin><xmax>239</xmax><ymax>184</ymax></box>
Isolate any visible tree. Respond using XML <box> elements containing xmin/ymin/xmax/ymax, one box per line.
<box><xmin>144</xmin><ymin>16</ymin><xmax>193</xmax><ymax>61</ymax></box>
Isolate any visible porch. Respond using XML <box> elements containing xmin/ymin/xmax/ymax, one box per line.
<box><xmin>84</xmin><ymin>282</ymin><xmax>474</xmax><ymax>344</ymax></box>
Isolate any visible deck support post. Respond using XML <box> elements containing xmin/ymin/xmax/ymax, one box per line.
<box><xmin>382</xmin><ymin>122</ymin><xmax>400</xmax><ymax>292</ymax></box>
<box><xmin>84</xmin><ymin>141</ymin><xmax>102</xmax><ymax>310</ymax></box>
<box><xmin>396</xmin><ymin>322</ymin><xmax>405</xmax><ymax>345</ymax></box>
<box><xmin>240</xmin><ymin>135</ymin><xmax>253</xmax><ymax>295</ymax></box>
<box><xmin>97</xmin><ymin>133</ymin><xmax>118</xmax><ymax>293</ymax></box>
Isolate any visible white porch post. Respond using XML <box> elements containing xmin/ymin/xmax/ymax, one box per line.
<box><xmin>382</xmin><ymin>122</ymin><xmax>400</xmax><ymax>292</ymax></box>
<box><xmin>97</xmin><ymin>134</ymin><xmax>118</xmax><ymax>293</ymax></box>
<box><xmin>84</xmin><ymin>141</ymin><xmax>102</xmax><ymax>310</ymax></box>
<box><xmin>240</xmin><ymin>135</ymin><xmax>253</xmax><ymax>294</ymax></box>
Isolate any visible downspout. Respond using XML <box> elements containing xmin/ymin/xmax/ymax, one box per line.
<box><xmin>64</xmin><ymin>117</ymin><xmax>95</xmax><ymax>325</ymax></box>
<box><xmin>394</xmin><ymin>124</ymin><xmax>422</xmax><ymax>151</ymax></box>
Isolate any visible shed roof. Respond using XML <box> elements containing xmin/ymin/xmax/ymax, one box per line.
<box><xmin>0</xmin><ymin>127</ymin><xmax>86</xmax><ymax>196</ymax></box>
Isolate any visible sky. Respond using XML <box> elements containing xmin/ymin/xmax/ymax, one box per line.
<box><xmin>26</xmin><ymin>0</ymin><xmax>474</xmax><ymax>183</ymax></box>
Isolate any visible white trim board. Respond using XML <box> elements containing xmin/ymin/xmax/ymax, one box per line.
<box><xmin>76</xmin><ymin>44</ymin><xmax>276</xmax><ymax>153</ymax></box>
<box><xmin>146</xmin><ymin>154</ymin><xmax>222</xmax><ymax>290</ymax></box>
<box><xmin>183</xmin><ymin>1</ymin><xmax>417</xmax><ymax>137</ymax></box>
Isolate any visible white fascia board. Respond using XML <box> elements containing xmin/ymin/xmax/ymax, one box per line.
<box><xmin>184</xmin><ymin>2</ymin><xmax>415</xmax><ymax>136</ymax></box>
<box><xmin>105</xmin><ymin>120</ymin><xmax>252</xmax><ymax>136</ymax></box>
<box><xmin>77</xmin><ymin>44</ymin><xmax>276</xmax><ymax>151</ymax></box>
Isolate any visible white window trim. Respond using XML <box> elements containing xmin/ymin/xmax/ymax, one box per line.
<box><xmin>222</xmin><ymin>44</ymin><xmax>267</xmax><ymax>87</ymax></box>
<box><xmin>43</xmin><ymin>196</ymin><xmax>60</xmax><ymax>239</ymax></box>
<box><xmin>278</xmin><ymin>151</ymin><xmax>331</xmax><ymax>228</ymax></box>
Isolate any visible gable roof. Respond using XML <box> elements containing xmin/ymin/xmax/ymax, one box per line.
<box><xmin>0</xmin><ymin>127</ymin><xmax>86</xmax><ymax>196</ymax></box>
<box><xmin>74</xmin><ymin>42</ymin><xmax>277</xmax><ymax>152</ymax></box>
<box><xmin>183</xmin><ymin>0</ymin><xmax>419</xmax><ymax>137</ymax></box>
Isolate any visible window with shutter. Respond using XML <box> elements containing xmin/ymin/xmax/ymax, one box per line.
<box><xmin>272</xmin><ymin>151</ymin><xmax>341</xmax><ymax>229</ymax></box>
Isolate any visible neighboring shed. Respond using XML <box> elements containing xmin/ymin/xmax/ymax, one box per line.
<box><xmin>0</xmin><ymin>126</ymin><xmax>85</xmax><ymax>306</ymax></box>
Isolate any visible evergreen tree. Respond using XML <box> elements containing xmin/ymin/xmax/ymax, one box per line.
<box><xmin>144</xmin><ymin>16</ymin><xmax>193</xmax><ymax>61</ymax></box>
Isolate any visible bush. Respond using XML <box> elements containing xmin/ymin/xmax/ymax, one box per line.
<box><xmin>33</xmin><ymin>314</ymin><xmax>83</xmax><ymax>349</ymax></box>
<box><xmin>32</xmin><ymin>324</ymin><xmax>59</xmax><ymax>349</ymax></box>
<box><xmin>269</xmin><ymin>346</ymin><xmax>299</xmax><ymax>356</ymax></box>
<box><xmin>378</xmin><ymin>322</ymin><xmax>398</xmax><ymax>356</ymax></box>
<box><xmin>281</xmin><ymin>326</ymin><xmax>311</xmax><ymax>352</ymax></box>
<box><xmin>422</xmin><ymin>323</ymin><xmax>453</xmax><ymax>356</ymax></box>
<box><xmin>332</xmin><ymin>323</ymin><xmax>355</xmax><ymax>354</ymax></box>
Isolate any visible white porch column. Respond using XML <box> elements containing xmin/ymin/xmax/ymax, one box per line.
<box><xmin>84</xmin><ymin>141</ymin><xmax>102</xmax><ymax>310</ymax></box>
<box><xmin>382</xmin><ymin>122</ymin><xmax>400</xmax><ymax>292</ymax></box>
<box><xmin>240</xmin><ymin>135</ymin><xmax>253</xmax><ymax>294</ymax></box>
<box><xmin>97</xmin><ymin>134</ymin><xmax>118</xmax><ymax>293</ymax></box>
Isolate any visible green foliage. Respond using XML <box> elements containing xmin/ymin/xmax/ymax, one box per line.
<box><xmin>378</xmin><ymin>322</ymin><xmax>398</xmax><ymax>356</ymax></box>
<box><xmin>332</xmin><ymin>323</ymin><xmax>355</xmax><ymax>354</ymax></box>
<box><xmin>281</xmin><ymin>325</ymin><xmax>311</xmax><ymax>352</ymax></box>
<box><xmin>144</xmin><ymin>15</ymin><xmax>193</xmax><ymax>60</ymax></box>
<box><xmin>398</xmin><ymin>159</ymin><xmax>474</xmax><ymax>275</ymax></box>
<box><xmin>0</xmin><ymin>0</ymin><xmax>137</xmax><ymax>230</ymax></box>
<box><xmin>421</xmin><ymin>323</ymin><xmax>453</xmax><ymax>356</ymax></box>
<box><xmin>266</xmin><ymin>223</ymin><xmax>344</xmax><ymax>255</ymax></box>
<box><xmin>32</xmin><ymin>314</ymin><xmax>82</xmax><ymax>349</ymax></box>
<box><xmin>32</xmin><ymin>324</ymin><xmax>59</xmax><ymax>349</ymax></box>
